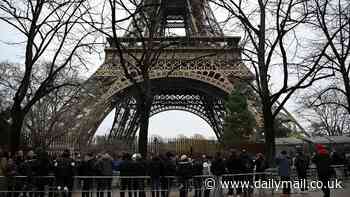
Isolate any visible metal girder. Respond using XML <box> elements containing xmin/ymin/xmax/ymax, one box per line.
<box><xmin>125</xmin><ymin>0</ymin><xmax>223</xmax><ymax>38</ymax></box>
<box><xmin>108</xmin><ymin>83</ymin><xmax>226</xmax><ymax>143</ymax></box>
<box><xmin>109</xmin><ymin>96</ymin><xmax>138</xmax><ymax>141</ymax></box>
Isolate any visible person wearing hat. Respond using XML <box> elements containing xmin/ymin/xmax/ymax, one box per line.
<box><xmin>312</xmin><ymin>144</ymin><xmax>333</xmax><ymax>197</ymax></box>
<box><xmin>176</xmin><ymin>154</ymin><xmax>192</xmax><ymax>197</ymax></box>
<box><xmin>130</xmin><ymin>153</ymin><xmax>146</xmax><ymax>197</ymax></box>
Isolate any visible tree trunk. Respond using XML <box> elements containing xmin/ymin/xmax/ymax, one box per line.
<box><xmin>10</xmin><ymin>109</ymin><xmax>25</xmax><ymax>154</ymax></box>
<box><xmin>257</xmin><ymin>1</ymin><xmax>276</xmax><ymax>166</ymax></box>
<box><xmin>137</xmin><ymin>95</ymin><xmax>152</xmax><ymax>158</ymax></box>
<box><xmin>262</xmin><ymin>103</ymin><xmax>276</xmax><ymax>166</ymax></box>
<box><xmin>341</xmin><ymin>66</ymin><xmax>350</xmax><ymax>114</ymax></box>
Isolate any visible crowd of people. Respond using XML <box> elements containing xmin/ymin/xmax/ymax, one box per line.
<box><xmin>0</xmin><ymin>145</ymin><xmax>348</xmax><ymax>197</ymax></box>
<box><xmin>0</xmin><ymin>148</ymin><xmax>268</xmax><ymax>197</ymax></box>
<box><xmin>275</xmin><ymin>144</ymin><xmax>349</xmax><ymax>197</ymax></box>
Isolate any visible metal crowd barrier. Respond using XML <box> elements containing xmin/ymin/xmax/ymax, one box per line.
<box><xmin>0</xmin><ymin>173</ymin><xmax>274</xmax><ymax>197</ymax></box>
<box><xmin>0</xmin><ymin>165</ymin><xmax>347</xmax><ymax>196</ymax></box>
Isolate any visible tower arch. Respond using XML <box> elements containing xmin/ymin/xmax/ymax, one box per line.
<box><xmin>59</xmin><ymin>0</ymin><xmax>267</xmax><ymax>148</ymax></box>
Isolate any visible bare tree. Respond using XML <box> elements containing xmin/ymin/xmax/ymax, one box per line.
<box><xmin>0</xmin><ymin>61</ymin><xmax>82</xmax><ymax>149</ymax></box>
<box><xmin>213</xmin><ymin>0</ymin><xmax>332</xmax><ymax>164</ymax></box>
<box><xmin>298</xmin><ymin>88</ymin><xmax>350</xmax><ymax>136</ymax></box>
<box><xmin>306</xmin><ymin>0</ymin><xmax>350</xmax><ymax>113</ymax></box>
<box><xmin>23</xmin><ymin>67</ymin><xmax>82</xmax><ymax>149</ymax></box>
<box><xmin>0</xmin><ymin>0</ymin><xmax>94</xmax><ymax>152</ymax></box>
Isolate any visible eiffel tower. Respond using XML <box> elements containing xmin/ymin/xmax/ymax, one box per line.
<box><xmin>61</xmin><ymin>0</ymin><xmax>263</xmax><ymax>148</ymax></box>
<box><xmin>58</xmin><ymin>0</ymin><xmax>310</xmax><ymax>151</ymax></box>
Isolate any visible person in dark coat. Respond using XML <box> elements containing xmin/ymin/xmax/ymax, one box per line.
<box><xmin>239</xmin><ymin>149</ymin><xmax>254</xmax><ymax>174</ymax></box>
<box><xmin>112</xmin><ymin>153</ymin><xmax>123</xmax><ymax>173</ymax></box>
<box><xmin>19</xmin><ymin>150</ymin><xmax>38</xmax><ymax>197</ymax></box>
<box><xmin>5</xmin><ymin>156</ymin><xmax>18</xmax><ymax>196</ymax></box>
<box><xmin>226</xmin><ymin>150</ymin><xmax>241</xmax><ymax>196</ymax></box>
<box><xmin>79</xmin><ymin>153</ymin><xmax>95</xmax><ymax>197</ymax></box>
<box><xmin>12</xmin><ymin>150</ymin><xmax>25</xmax><ymax>196</ymax></box>
<box><xmin>211</xmin><ymin>152</ymin><xmax>226</xmax><ymax>176</ymax></box>
<box><xmin>192</xmin><ymin>156</ymin><xmax>204</xmax><ymax>197</ymax></box>
<box><xmin>161</xmin><ymin>152</ymin><xmax>176</xmax><ymax>197</ymax></box>
<box><xmin>254</xmin><ymin>153</ymin><xmax>268</xmax><ymax>180</ymax></box>
<box><xmin>294</xmin><ymin>150</ymin><xmax>309</xmax><ymax>192</ymax></box>
<box><xmin>130</xmin><ymin>153</ymin><xmax>146</xmax><ymax>197</ymax></box>
<box><xmin>177</xmin><ymin>155</ymin><xmax>192</xmax><ymax>197</ymax></box>
<box><xmin>35</xmin><ymin>148</ymin><xmax>51</xmax><ymax>197</ymax></box>
<box><xmin>149</xmin><ymin>155</ymin><xmax>164</xmax><ymax>197</ymax></box>
<box><xmin>96</xmin><ymin>153</ymin><xmax>113</xmax><ymax>197</ymax></box>
<box><xmin>312</xmin><ymin>144</ymin><xmax>333</xmax><ymax>197</ymax></box>
<box><xmin>54</xmin><ymin>149</ymin><xmax>76</xmax><ymax>197</ymax></box>
<box><xmin>276</xmin><ymin>150</ymin><xmax>291</xmax><ymax>195</ymax></box>
<box><xmin>253</xmin><ymin>153</ymin><xmax>268</xmax><ymax>197</ymax></box>
<box><xmin>210</xmin><ymin>152</ymin><xmax>225</xmax><ymax>197</ymax></box>
<box><xmin>119</xmin><ymin>153</ymin><xmax>133</xmax><ymax>197</ymax></box>
<box><xmin>238</xmin><ymin>149</ymin><xmax>254</xmax><ymax>196</ymax></box>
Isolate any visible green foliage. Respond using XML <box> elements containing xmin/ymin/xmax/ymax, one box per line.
<box><xmin>223</xmin><ymin>87</ymin><xmax>256</xmax><ymax>146</ymax></box>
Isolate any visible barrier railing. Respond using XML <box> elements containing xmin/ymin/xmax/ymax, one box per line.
<box><xmin>0</xmin><ymin>173</ymin><xmax>274</xmax><ymax>197</ymax></box>
<box><xmin>0</xmin><ymin>165</ymin><xmax>347</xmax><ymax>196</ymax></box>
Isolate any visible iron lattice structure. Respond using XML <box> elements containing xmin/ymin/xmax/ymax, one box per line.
<box><xmin>57</xmin><ymin>0</ymin><xmax>306</xmax><ymax>149</ymax></box>
<box><xmin>125</xmin><ymin>0</ymin><xmax>223</xmax><ymax>37</ymax></box>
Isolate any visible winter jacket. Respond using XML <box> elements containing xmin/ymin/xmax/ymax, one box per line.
<box><xmin>192</xmin><ymin>160</ymin><xmax>203</xmax><ymax>176</ymax></box>
<box><xmin>294</xmin><ymin>154</ymin><xmax>309</xmax><ymax>175</ymax></box>
<box><xmin>211</xmin><ymin>158</ymin><xmax>226</xmax><ymax>176</ymax></box>
<box><xmin>20</xmin><ymin>159</ymin><xmax>38</xmax><ymax>177</ymax></box>
<box><xmin>79</xmin><ymin>158</ymin><xmax>96</xmax><ymax>176</ymax></box>
<box><xmin>177</xmin><ymin>160</ymin><xmax>192</xmax><ymax>179</ymax></box>
<box><xmin>148</xmin><ymin>158</ymin><xmax>164</xmax><ymax>178</ymax></box>
<box><xmin>54</xmin><ymin>157</ymin><xmax>75</xmax><ymax>179</ymax></box>
<box><xmin>312</xmin><ymin>152</ymin><xmax>333</xmax><ymax>179</ymax></box>
<box><xmin>254</xmin><ymin>157</ymin><xmax>268</xmax><ymax>173</ymax></box>
<box><xmin>239</xmin><ymin>153</ymin><xmax>254</xmax><ymax>173</ymax></box>
<box><xmin>226</xmin><ymin>156</ymin><xmax>242</xmax><ymax>174</ymax></box>
<box><xmin>119</xmin><ymin>160</ymin><xmax>133</xmax><ymax>176</ymax></box>
<box><xmin>96</xmin><ymin>156</ymin><xmax>113</xmax><ymax>176</ymax></box>
<box><xmin>129</xmin><ymin>160</ymin><xmax>147</xmax><ymax>176</ymax></box>
<box><xmin>112</xmin><ymin>159</ymin><xmax>123</xmax><ymax>172</ymax></box>
<box><xmin>163</xmin><ymin>158</ymin><xmax>176</xmax><ymax>176</ymax></box>
<box><xmin>276</xmin><ymin>154</ymin><xmax>291</xmax><ymax>177</ymax></box>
